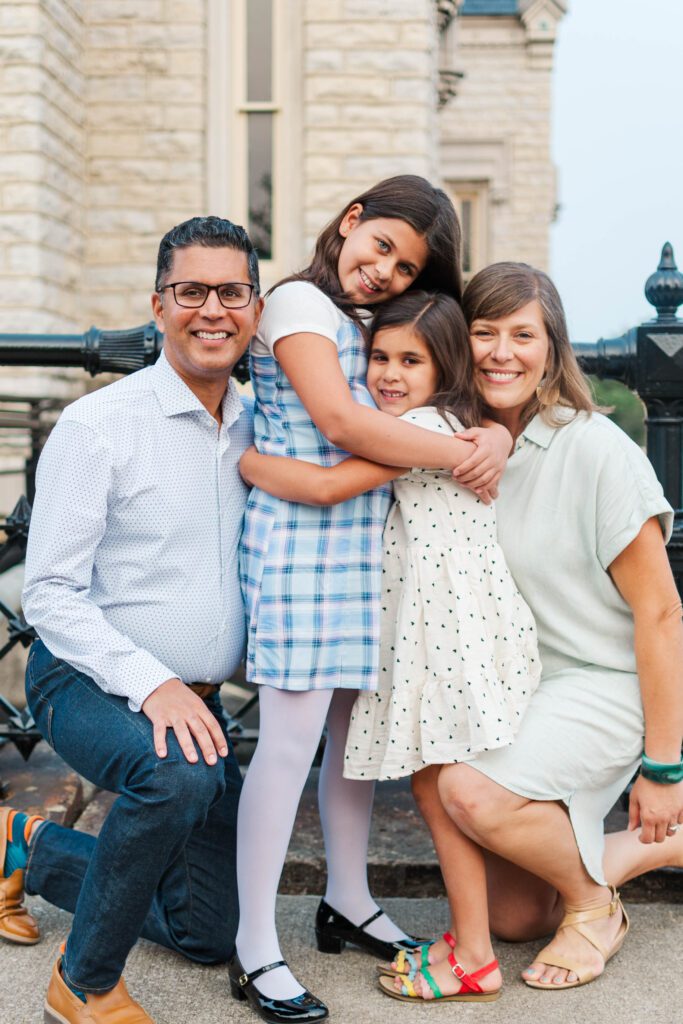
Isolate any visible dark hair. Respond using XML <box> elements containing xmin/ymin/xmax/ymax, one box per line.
<box><xmin>277</xmin><ymin>175</ymin><xmax>462</xmax><ymax>324</ymax></box>
<box><xmin>155</xmin><ymin>215</ymin><xmax>260</xmax><ymax>296</ymax></box>
<box><xmin>370</xmin><ymin>291</ymin><xmax>483</xmax><ymax>429</ymax></box>
<box><xmin>462</xmin><ymin>262</ymin><xmax>595</xmax><ymax>430</ymax></box>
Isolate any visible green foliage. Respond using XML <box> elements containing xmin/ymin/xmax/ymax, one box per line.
<box><xmin>588</xmin><ymin>377</ymin><xmax>646</xmax><ymax>446</ymax></box>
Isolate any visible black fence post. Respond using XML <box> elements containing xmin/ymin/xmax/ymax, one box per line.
<box><xmin>576</xmin><ymin>241</ymin><xmax>683</xmax><ymax>593</ymax></box>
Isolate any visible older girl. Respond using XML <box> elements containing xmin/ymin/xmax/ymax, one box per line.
<box><xmin>232</xmin><ymin>178</ymin><xmax>511</xmax><ymax>1022</ymax></box>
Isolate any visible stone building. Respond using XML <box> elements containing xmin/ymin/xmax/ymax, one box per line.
<box><xmin>0</xmin><ymin>0</ymin><xmax>565</xmax><ymax>698</ymax></box>
<box><xmin>0</xmin><ymin>0</ymin><xmax>566</xmax><ymax>337</ymax></box>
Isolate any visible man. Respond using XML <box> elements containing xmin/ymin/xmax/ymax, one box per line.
<box><xmin>4</xmin><ymin>216</ymin><xmax>262</xmax><ymax>1023</ymax></box>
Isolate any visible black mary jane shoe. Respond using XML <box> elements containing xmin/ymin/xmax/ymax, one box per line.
<box><xmin>228</xmin><ymin>955</ymin><xmax>329</xmax><ymax>1024</ymax></box>
<box><xmin>315</xmin><ymin>898</ymin><xmax>427</xmax><ymax>961</ymax></box>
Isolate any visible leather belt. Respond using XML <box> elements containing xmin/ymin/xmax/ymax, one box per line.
<box><xmin>186</xmin><ymin>682</ymin><xmax>221</xmax><ymax>700</ymax></box>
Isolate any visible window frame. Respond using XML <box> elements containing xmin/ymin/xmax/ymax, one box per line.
<box><xmin>206</xmin><ymin>0</ymin><xmax>302</xmax><ymax>289</ymax></box>
<box><xmin>446</xmin><ymin>180</ymin><xmax>489</xmax><ymax>283</ymax></box>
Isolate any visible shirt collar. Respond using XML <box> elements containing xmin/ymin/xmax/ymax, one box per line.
<box><xmin>517</xmin><ymin>407</ymin><xmax>575</xmax><ymax>451</ymax></box>
<box><xmin>518</xmin><ymin>413</ymin><xmax>556</xmax><ymax>450</ymax></box>
<box><xmin>151</xmin><ymin>349</ymin><xmax>243</xmax><ymax>428</ymax></box>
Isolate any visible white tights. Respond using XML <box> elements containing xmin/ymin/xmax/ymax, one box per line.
<box><xmin>235</xmin><ymin>687</ymin><xmax>408</xmax><ymax>998</ymax></box>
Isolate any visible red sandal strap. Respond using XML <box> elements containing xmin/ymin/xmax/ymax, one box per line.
<box><xmin>447</xmin><ymin>952</ymin><xmax>499</xmax><ymax>995</ymax></box>
<box><xmin>443</xmin><ymin>931</ymin><xmax>456</xmax><ymax>949</ymax></box>
<box><xmin>469</xmin><ymin>959</ymin><xmax>499</xmax><ymax>983</ymax></box>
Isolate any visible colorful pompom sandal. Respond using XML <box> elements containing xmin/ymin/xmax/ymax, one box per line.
<box><xmin>378</xmin><ymin>951</ymin><xmax>501</xmax><ymax>1003</ymax></box>
<box><xmin>376</xmin><ymin>931</ymin><xmax>455</xmax><ymax>978</ymax></box>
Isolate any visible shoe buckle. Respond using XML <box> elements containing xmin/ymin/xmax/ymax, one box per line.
<box><xmin>239</xmin><ymin>974</ymin><xmax>248</xmax><ymax>987</ymax></box>
<box><xmin>450</xmin><ymin>959</ymin><xmax>466</xmax><ymax>980</ymax></box>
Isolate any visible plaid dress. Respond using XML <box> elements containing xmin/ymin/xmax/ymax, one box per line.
<box><xmin>240</xmin><ymin>307</ymin><xmax>391</xmax><ymax>691</ymax></box>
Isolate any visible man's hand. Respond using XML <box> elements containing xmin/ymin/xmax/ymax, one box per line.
<box><xmin>142</xmin><ymin>677</ymin><xmax>229</xmax><ymax>765</ymax></box>
<box><xmin>452</xmin><ymin>422</ymin><xmax>513</xmax><ymax>496</ymax></box>
<box><xmin>628</xmin><ymin>774</ymin><xmax>683</xmax><ymax>843</ymax></box>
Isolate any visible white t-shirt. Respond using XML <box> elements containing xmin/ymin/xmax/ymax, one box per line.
<box><xmin>252</xmin><ymin>281</ymin><xmax>349</xmax><ymax>358</ymax></box>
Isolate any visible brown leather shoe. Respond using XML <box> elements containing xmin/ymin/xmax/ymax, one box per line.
<box><xmin>45</xmin><ymin>955</ymin><xmax>155</xmax><ymax>1023</ymax></box>
<box><xmin>0</xmin><ymin>806</ymin><xmax>40</xmax><ymax>944</ymax></box>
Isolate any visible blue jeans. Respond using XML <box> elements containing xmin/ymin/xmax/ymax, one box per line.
<box><xmin>24</xmin><ymin>639</ymin><xmax>242</xmax><ymax>993</ymax></box>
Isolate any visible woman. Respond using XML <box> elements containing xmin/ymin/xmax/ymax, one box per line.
<box><xmin>402</xmin><ymin>261</ymin><xmax>683</xmax><ymax>1001</ymax></box>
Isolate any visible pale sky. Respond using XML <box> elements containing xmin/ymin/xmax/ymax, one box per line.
<box><xmin>550</xmin><ymin>0</ymin><xmax>683</xmax><ymax>341</ymax></box>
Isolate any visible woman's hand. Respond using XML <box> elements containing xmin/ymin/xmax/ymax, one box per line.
<box><xmin>628</xmin><ymin>774</ymin><xmax>683</xmax><ymax>843</ymax></box>
<box><xmin>609</xmin><ymin>517</ymin><xmax>683</xmax><ymax>844</ymax></box>
<box><xmin>453</xmin><ymin>422</ymin><xmax>513</xmax><ymax>494</ymax></box>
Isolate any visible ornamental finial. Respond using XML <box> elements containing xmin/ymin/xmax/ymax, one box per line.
<box><xmin>644</xmin><ymin>242</ymin><xmax>683</xmax><ymax>322</ymax></box>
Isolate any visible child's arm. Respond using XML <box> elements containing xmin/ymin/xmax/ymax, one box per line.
<box><xmin>240</xmin><ymin>447</ymin><xmax>403</xmax><ymax>505</ymax></box>
<box><xmin>275</xmin><ymin>334</ymin><xmax>510</xmax><ymax>494</ymax></box>
<box><xmin>453</xmin><ymin>420</ymin><xmax>514</xmax><ymax>489</ymax></box>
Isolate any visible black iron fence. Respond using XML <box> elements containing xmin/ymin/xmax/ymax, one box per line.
<box><xmin>575</xmin><ymin>242</ymin><xmax>683</xmax><ymax>591</ymax></box>
<box><xmin>0</xmin><ymin>241</ymin><xmax>681</xmax><ymax>763</ymax></box>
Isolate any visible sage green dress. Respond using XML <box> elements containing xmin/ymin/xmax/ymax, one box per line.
<box><xmin>469</xmin><ymin>410</ymin><xmax>673</xmax><ymax>884</ymax></box>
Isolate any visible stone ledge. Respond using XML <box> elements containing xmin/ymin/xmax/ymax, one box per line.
<box><xmin>2</xmin><ymin>743</ymin><xmax>680</xmax><ymax>902</ymax></box>
<box><xmin>0</xmin><ymin>742</ymin><xmax>84</xmax><ymax>826</ymax></box>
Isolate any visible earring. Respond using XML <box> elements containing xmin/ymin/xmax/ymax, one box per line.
<box><xmin>536</xmin><ymin>379</ymin><xmax>559</xmax><ymax>406</ymax></box>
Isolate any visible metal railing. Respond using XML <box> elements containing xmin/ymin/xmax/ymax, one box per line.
<box><xmin>0</xmin><ymin>241</ymin><xmax>681</xmax><ymax>764</ymax></box>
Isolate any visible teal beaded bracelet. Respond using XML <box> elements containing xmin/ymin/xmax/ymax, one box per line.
<box><xmin>641</xmin><ymin>754</ymin><xmax>683</xmax><ymax>785</ymax></box>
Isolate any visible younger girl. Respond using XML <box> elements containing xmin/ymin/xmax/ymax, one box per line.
<box><xmin>234</xmin><ymin>176</ymin><xmax>512</xmax><ymax>1022</ymax></box>
<box><xmin>240</xmin><ymin>290</ymin><xmax>541</xmax><ymax>1004</ymax></box>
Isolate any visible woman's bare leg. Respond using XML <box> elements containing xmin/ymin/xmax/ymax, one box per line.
<box><xmin>438</xmin><ymin>764</ymin><xmax>627</xmax><ymax>987</ymax></box>
<box><xmin>604</xmin><ymin>824</ymin><xmax>683</xmax><ymax>885</ymax></box>
<box><xmin>484</xmin><ymin>851</ymin><xmax>563</xmax><ymax>941</ymax></box>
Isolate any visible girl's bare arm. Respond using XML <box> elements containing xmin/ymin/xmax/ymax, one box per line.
<box><xmin>240</xmin><ymin>447</ymin><xmax>403</xmax><ymax>505</ymax></box>
<box><xmin>274</xmin><ymin>333</ymin><xmax>510</xmax><ymax>491</ymax></box>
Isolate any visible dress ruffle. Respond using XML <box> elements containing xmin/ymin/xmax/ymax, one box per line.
<box><xmin>344</xmin><ymin>541</ymin><xmax>541</xmax><ymax>780</ymax></box>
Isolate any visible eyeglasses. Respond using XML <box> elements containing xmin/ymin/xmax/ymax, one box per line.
<box><xmin>159</xmin><ymin>281</ymin><xmax>256</xmax><ymax>309</ymax></box>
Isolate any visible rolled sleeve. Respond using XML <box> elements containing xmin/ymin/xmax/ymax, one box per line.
<box><xmin>595</xmin><ymin>435</ymin><xmax>674</xmax><ymax>571</ymax></box>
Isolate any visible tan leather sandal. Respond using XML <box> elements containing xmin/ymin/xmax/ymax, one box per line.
<box><xmin>0</xmin><ymin>807</ymin><xmax>40</xmax><ymax>945</ymax></box>
<box><xmin>523</xmin><ymin>885</ymin><xmax>630</xmax><ymax>990</ymax></box>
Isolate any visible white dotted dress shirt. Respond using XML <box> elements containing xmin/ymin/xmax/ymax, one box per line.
<box><xmin>23</xmin><ymin>351</ymin><xmax>253</xmax><ymax>712</ymax></box>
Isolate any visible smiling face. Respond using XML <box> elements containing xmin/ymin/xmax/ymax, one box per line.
<box><xmin>366</xmin><ymin>325</ymin><xmax>438</xmax><ymax>417</ymax></box>
<box><xmin>337</xmin><ymin>206</ymin><xmax>429</xmax><ymax>305</ymax></box>
<box><xmin>151</xmin><ymin>244</ymin><xmax>262</xmax><ymax>394</ymax></box>
<box><xmin>469</xmin><ymin>299</ymin><xmax>550</xmax><ymax>436</ymax></box>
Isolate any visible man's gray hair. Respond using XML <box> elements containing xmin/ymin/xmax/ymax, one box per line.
<box><xmin>155</xmin><ymin>216</ymin><xmax>260</xmax><ymax>296</ymax></box>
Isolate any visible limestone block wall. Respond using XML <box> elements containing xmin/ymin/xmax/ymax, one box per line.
<box><xmin>439</xmin><ymin>13</ymin><xmax>558</xmax><ymax>270</ymax></box>
<box><xmin>0</xmin><ymin>0</ymin><xmax>86</xmax><ymax>336</ymax></box>
<box><xmin>301</xmin><ymin>0</ymin><xmax>440</xmax><ymax>257</ymax></box>
<box><xmin>0</xmin><ymin>0</ymin><xmax>88</xmax><ymax>529</ymax></box>
<box><xmin>83</xmin><ymin>0</ymin><xmax>206</xmax><ymax>328</ymax></box>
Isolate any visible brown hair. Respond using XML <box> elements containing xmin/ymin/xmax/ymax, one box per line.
<box><xmin>276</xmin><ymin>176</ymin><xmax>462</xmax><ymax>325</ymax></box>
<box><xmin>462</xmin><ymin>262</ymin><xmax>595</xmax><ymax>430</ymax></box>
<box><xmin>370</xmin><ymin>291</ymin><xmax>483</xmax><ymax>429</ymax></box>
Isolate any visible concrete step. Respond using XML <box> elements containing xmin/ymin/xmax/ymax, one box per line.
<box><xmin>2</xmin><ymin>744</ymin><xmax>681</xmax><ymax>902</ymax></box>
